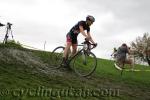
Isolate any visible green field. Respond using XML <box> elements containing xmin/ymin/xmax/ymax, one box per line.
<box><xmin>0</xmin><ymin>42</ymin><xmax>150</xmax><ymax>100</ymax></box>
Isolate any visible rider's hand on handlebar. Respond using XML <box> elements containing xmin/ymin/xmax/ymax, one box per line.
<box><xmin>93</xmin><ymin>43</ymin><xmax>97</xmax><ymax>47</ymax></box>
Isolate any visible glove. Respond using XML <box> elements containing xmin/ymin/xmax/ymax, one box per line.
<box><xmin>93</xmin><ymin>43</ymin><xmax>97</xmax><ymax>47</ymax></box>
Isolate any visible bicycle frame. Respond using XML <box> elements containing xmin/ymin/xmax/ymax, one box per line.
<box><xmin>66</xmin><ymin>40</ymin><xmax>96</xmax><ymax>64</ymax></box>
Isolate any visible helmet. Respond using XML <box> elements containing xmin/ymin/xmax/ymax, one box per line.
<box><xmin>86</xmin><ymin>15</ymin><xmax>95</xmax><ymax>22</ymax></box>
<box><xmin>122</xmin><ymin>43</ymin><xmax>127</xmax><ymax>47</ymax></box>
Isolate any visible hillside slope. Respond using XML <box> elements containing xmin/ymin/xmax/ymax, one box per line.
<box><xmin>0</xmin><ymin>42</ymin><xmax>150</xmax><ymax>100</ymax></box>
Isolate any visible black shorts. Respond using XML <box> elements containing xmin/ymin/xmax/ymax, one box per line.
<box><xmin>66</xmin><ymin>32</ymin><xmax>78</xmax><ymax>44</ymax></box>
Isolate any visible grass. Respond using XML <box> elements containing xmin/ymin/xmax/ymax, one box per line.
<box><xmin>0</xmin><ymin>40</ymin><xmax>22</xmax><ymax>49</ymax></box>
<box><xmin>0</xmin><ymin>42</ymin><xmax>150</xmax><ymax>100</ymax></box>
<box><xmin>96</xmin><ymin>58</ymin><xmax>150</xmax><ymax>84</ymax></box>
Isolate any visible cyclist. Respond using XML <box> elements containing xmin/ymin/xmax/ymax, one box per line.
<box><xmin>115</xmin><ymin>43</ymin><xmax>134</xmax><ymax>69</ymax></box>
<box><xmin>63</xmin><ymin>15</ymin><xmax>97</xmax><ymax>67</ymax></box>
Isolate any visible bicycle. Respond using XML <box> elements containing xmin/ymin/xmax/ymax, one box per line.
<box><xmin>51</xmin><ymin>39</ymin><xmax>97</xmax><ymax>77</ymax></box>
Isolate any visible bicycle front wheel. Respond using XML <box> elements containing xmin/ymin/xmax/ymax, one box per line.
<box><xmin>72</xmin><ymin>51</ymin><xmax>97</xmax><ymax>77</ymax></box>
<box><xmin>51</xmin><ymin>46</ymin><xmax>65</xmax><ymax>69</ymax></box>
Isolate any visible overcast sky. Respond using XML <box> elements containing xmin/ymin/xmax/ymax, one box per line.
<box><xmin>0</xmin><ymin>0</ymin><xmax>150</xmax><ymax>59</ymax></box>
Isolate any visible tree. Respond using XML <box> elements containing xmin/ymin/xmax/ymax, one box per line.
<box><xmin>131</xmin><ymin>33</ymin><xmax>150</xmax><ymax>66</ymax></box>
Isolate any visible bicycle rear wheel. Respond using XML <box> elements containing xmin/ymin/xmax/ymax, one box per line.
<box><xmin>72</xmin><ymin>51</ymin><xmax>97</xmax><ymax>77</ymax></box>
<box><xmin>51</xmin><ymin>46</ymin><xmax>65</xmax><ymax>69</ymax></box>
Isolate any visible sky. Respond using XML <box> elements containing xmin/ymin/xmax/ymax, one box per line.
<box><xmin>0</xmin><ymin>0</ymin><xmax>150</xmax><ymax>59</ymax></box>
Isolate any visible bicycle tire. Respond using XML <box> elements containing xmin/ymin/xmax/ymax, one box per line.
<box><xmin>114</xmin><ymin>61</ymin><xmax>125</xmax><ymax>76</ymax></box>
<box><xmin>72</xmin><ymin>50</ymin><xmax>97</xmax><ymax>77</ymax></box>
<box><xmin>51</xmin><ymin>46</ymin><xmax>65</xmax><ymax>69</ymax></box>
<box><xmin>114</xmin><ymin>62</ymin><xmax>123</xmax><ymax>71</ymax></box>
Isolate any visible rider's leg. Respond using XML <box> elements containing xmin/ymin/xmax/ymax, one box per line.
<box><xmin>62</xmin><ymin>42</ymin><xmax>72</xmax><ymax>68</ymax></box>
<box><xmin>119</xmin><ymin>61</ymin><xmax>124</xmax><ymax>68</ymax></box>
<box><xmin>120</xmin><ymin>57</ymin><xmax>126</xmax><ymax>69</ymax></box>
<box><xmin>63</xmin><ymin>42</ymin><xmax>72</xmax><ymax>60</ymax></box>
<box><xmin>63</xmin><ymin>34</ymin><xmax>72</xmax><ymax>60</ymax></box>
<box><xmin>71</xmin><ymin>44</ymin><xmax>77</xmax><ymax>57</ymax></box>
<box><xmin>70</xmin><ymin>36</ymin><xmax>77</xmax><ymax>57</ymax></box>
<box><xmin>116</xmin><ymin>57</ymin><xmax>124</xmax><ymax>68</ymax></box>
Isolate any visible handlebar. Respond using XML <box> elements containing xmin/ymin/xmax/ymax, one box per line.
<box><xmin>81</xmin><ymin>38</ymin><xmax>97</xmax><ymax>50</ymax></box>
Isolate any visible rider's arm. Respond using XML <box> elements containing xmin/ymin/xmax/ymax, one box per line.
<box><xmin>87</xmin><ymin>32</ymin><xmax>96</xmax><ymax>44</ymax></box>
<box><xmin>79</xmin><ymin>25</ymin><xmax>96</xmax><ymax>45</ymax></box>
<box><xmin>79</xmin><ymin>25</ymin><xmax>89</xmax><ymax>38</ymax></box>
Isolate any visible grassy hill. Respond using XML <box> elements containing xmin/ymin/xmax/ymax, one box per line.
<box><xmin>0</xmin><ymin>42</ymin><xmax>150</xmax><ymax>100</ymax></box>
